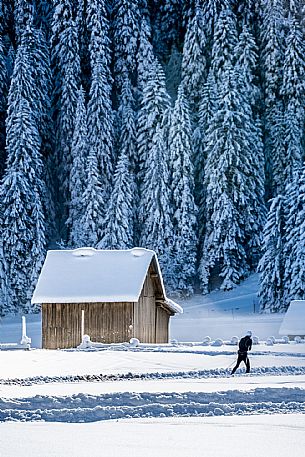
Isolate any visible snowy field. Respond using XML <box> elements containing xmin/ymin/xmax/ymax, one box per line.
<box><xmin>1</xmin><ymin>274</ymin><xmax>305</xmax><ymax>456</ymax></box>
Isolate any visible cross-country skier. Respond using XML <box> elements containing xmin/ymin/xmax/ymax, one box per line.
<box><xmin>231</xmin><ymin>331</ymin><xmax>252</xmax><ymax>375</ymax></box>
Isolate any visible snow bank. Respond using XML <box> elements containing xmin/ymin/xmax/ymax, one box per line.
<box><xmin>0</xmin><ymin>386</ymin><xmax>305</xmax><ymax>423</ymax></box>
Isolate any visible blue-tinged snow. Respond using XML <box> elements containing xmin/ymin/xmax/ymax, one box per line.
<box><xmin>279</xmin><ymin>300</ymin><xmax>305</xmax><ymax>335</ymax></box>
<box><xmin>1</xmin><ymin>276</ymin><xmax>305</xmax><ymax>457</ymax></box>
<box><xmin>171</xmin><ymin>274</ymin><xmax>284</xmax><ymax>340</ymax></box>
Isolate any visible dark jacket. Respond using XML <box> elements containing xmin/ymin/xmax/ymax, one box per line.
<box><xmin>238</xmin><ymin>335</ymin><xmax>252</xmax><ymax>355</ymax></box>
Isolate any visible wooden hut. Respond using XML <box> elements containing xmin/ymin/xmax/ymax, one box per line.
<box><xmin>32</xmin><ymin>247</ymin><xmax>182</xmax><ymax>349</ymax></box>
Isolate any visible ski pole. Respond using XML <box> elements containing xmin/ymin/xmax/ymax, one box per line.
<box><xmin>226</xmin><ymin>359</ymin><xmax>236</xmax><ymax>369</ymax></box>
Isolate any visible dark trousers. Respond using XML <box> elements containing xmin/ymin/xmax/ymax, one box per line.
<box><xmin>231</xmin><ymin>352</ymin><xmax>250</xmax><ymax>374</ymax></box>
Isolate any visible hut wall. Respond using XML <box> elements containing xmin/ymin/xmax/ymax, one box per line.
<box><xmin>132</xmin><ymin>269</ymin><xmax>172</xmax><ymax>344</ymax></box>
<box><xmin>42</xmin><ymin>302</ymin><xmax>133</xmax><ymax>349</ymax></box>
<box><xmin>155</xmin><ymin>306</ymin><xmax>170</xmax><ymax>343</ymax></box>
<box><xmin>133</xmin><ymin>272</ymin><xmax>157</xmax><ymax>343</ymax></box>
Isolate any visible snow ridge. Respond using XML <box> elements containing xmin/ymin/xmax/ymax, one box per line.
<box><xmin>1</xmin><ymin>387</ymin><xmax>305</xmax><ymax>423</ymax></box>
<box><xmin>1</xmin><ymin>365</ymin><xmax>305</xmax><ymax>387</ymax></box>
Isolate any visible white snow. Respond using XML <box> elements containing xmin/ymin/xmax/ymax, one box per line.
<box><xmin>31</xmin><ymin>247</ymin><xmax>182</xmax><ymax>314</ymax></box>
<box><xmin>279</xmin><ymin>300</ymin><xmax>305</xmax><ymax>336</ymax></box>
<box><xmin>1</xmin><ymin>275</ymin><xmax>305</xmax><ymax>456</ymax></box>
<box><xmin>1</xmin><ymin>415</ymin><xmax>305</xmax><ymax>457</ymax></box>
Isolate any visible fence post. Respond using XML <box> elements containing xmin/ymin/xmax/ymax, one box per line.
<box><xmin>81</xmin><ymin>309</ymin><xmax>85</xmax><ymax>341</ymax></box>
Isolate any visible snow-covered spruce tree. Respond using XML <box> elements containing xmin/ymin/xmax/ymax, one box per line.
<box><xmin>281</xmin><ymin>14</ymin><xmax>305</xmax><ymax>297</ymax></box>
<box><xmin>5</xmin><ymin>18</ymin><xmax>53</xmax><ymax>169</ymax></box>
<box><xmin>169</xmin><ymin>85</ymin><xmax>197</xmax><ymax>296</ymax></box>
<box><xmin>267</xmin><ymin>101</ymin><xmax>285</xmax><ymax>195</ymax></box>
<box><xmin>21</xmin><ymin>23</ymin><xmax>55</xmax><ymax>239</ymax></box>
<box><xmin>115</xmin><ymin>75</ymin><xmax>138</xmax><ymax>238</ymax></box>
<box><xmin>235</xmin><ymin>23</ymin><xmax>260</xmax><ymax>110</ymax></box>
<box><xmin>282</xmin><ymin>168</ymin><xmax>300</xmax><ymax>307</ymax></box>
<box><xmin>78</xmin><ymin>144</ymin><xmax>104</xmax><ymax>248</ymax></box>
<box><xmin>14</xmin><ymin>11</ymin><xmax>53</xmax><ymax>158</ymax></box>
<box><xmin>280</xmin><ymin>16</ymin><xmax>305</xmax><ymax>186</ymax></box>
<box><xmin>234</xmin><ymin>27</ymin><xmax>266</xmax><ymax>269</ymax></box>
<box><xmin>211</xmin><ymin>6</ymin><xmax>238</xmax><ymax>82</ymax></box>
<box><xmin>139</xmin><ymin>124</ymin><xmax>175</xmax><ymax>291</ymax></box>
<box><xmin>51</xmin><ymin>0</ymin><xmax>80</xmax><ymax>219</ymax></box>
<box><xmin>136</xmin><ymin>17</ymin><xmax>155</xmax><ymax>95</ymax></box>
<box><xmin>181</xmin><ymin>2</ymin><xmax>207</xmax><ymax>115</ymax></box>
<box><xmin>195</xmin><ymin>69</ymin><xmax>218</xmax><ymax>230</ymax></box>
<box><xmin>284</xmin><ymin>166</ymin><xmax>305</xmax><ymax>306</ymax></box>
<box><xmin>98</xmin><ymin>148</ymin><xmax>134</xmax><ymax>250</ymax></box>
<box><xmin>112</xmin><ymin>0</ymin><xmax>140</xmax><ymax>90</ymax></box>
<box><xmin>262</xmin><ymin>15</ymin><xmax>305</xmax><ymax>309</ymax></box>
<box><xmin>259</xmin><ymin>0</ymin><xmax>285</xmax><ymax>108</ymax></box>
<box><xmin>87</xmin><ymin>0</ymin><xmax>111</xmax><ymax>75</ymax></box>
<box><xmin>67</xmin><ymin>87</ymin><xmax>88</xmax><ymax>247</ymax></box>
<box><xmin>27</xmin><ymin>27</ymin><xmax>53</xmax><ymax>159</ymax></box>
<box><xmin>246</xmin><ymin>114</ymin><xmax>266</xmax><ymax>269</ymax></box>
<box><xmin>199</xmin><ymin>64</ymin><xmax>261</xmax><ymax>293</ymax></box>
<box><xmin>259</xmin><ymin>0</ymin><xmax>285</xmax><ymax>195</ymax></box>
<box><xmin>137</xmin><ymin>59</ymin><xmax>171</xmax><ymax>192</ymax></box>
<box><xmin>87</xmin><ymin>58</ymin><xmax>114</xmax><ymax>205</ymax></box>
<box><xmin>0</xmin><ymin>96</ymin><xmax>46</xmax><ymax>313</ymax></box>
<box><xmin>0</xmin><ymin>35</ymin><xmax>8</xmax><ymax>177</ymax></box>
<box><xmin>201</xmin><ymin>0</ymin><xmax>231</xmax><ymax>40</ymax></box>
<box><xmin>0</xmin><ymin>36</ymin><xmax>7</xmax><ymax>112</ymax></box>
<box><xmin>258</xmin><ymin>195</ymin><xmax>286</xmax><ymax>312</ymax></box>
<box><xmin>14</xmin><ymin>0</ymin><xmax>33</xmax><ymax>44</ymax></box>
<box><xmin>87</xmin><ymin>0</ymin><xmax>113</xmax><ymax>94</ymax></box>
<box><xmin>0</xmin><ymin>243</ymin><xmax>9</xmax><ymax>316</ymax></box>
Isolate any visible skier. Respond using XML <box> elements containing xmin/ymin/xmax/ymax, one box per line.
<box><xmin>231</xmin><ymin>331</ymin><xmax>252</xmax><ymax>375</ymax></box>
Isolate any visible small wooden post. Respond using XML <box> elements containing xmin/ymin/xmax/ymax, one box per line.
<box><xmin>20</xmin><ymin>315</ymin><xmax>31</xmax><ymax>347</ymax></box>
<box><xmin>81</xmin><ymin>309</ymin><xmax>85</xmax><ymax>341</ymax></box>
<box><xmin>22</xmin><ymin>316</ymin><xmax>27</xmax><ymax>341</ymax></box>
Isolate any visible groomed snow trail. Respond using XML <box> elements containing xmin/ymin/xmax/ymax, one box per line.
<box><xmin>1</xmin><ymin>386</ymin><xmax>305</xmax><ymax>422</ymax></box>
<box><xmin>1</xmin><ymin>342</ymin><xmax>305</xmax><ymax>424</ymax></box>
<box><xmin>1</xmin><ymin>364</ymin><xmax>305</xmax><ymax>386</ymax></box>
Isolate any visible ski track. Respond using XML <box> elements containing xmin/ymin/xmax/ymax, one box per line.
<box><xmin>1</xmin><ymin>365</ymin><xmax>305</xmax><ymax>387</ymax></box>
<box><xmin>64</xmin><ymin>347</ymin><xmax>305</xmax><ymax>358</ymax></box>
<box><xmin>2</xmin><ymin>351</ymin><xmax>305</xmax><ymax>423</ymax></box>
<box><xmin>0</xmin><ymin>386</ymin><xmax>305</xmax><ymax>423</ymax></box>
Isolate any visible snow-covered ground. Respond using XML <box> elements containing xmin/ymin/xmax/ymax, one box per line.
<box><xmin>1</xmin><ymin>275</ymin><xmax>305</xmax><ymax>456</ymax></box>
<box><xmin>172</xmin><ymin>274</ymin><xmax>284</xmax><ymax>340</ymax></box>
<box><xmin>2</xmin><ymin>415</ymin><xmax>305</xmax><ymax>457</ymax></box>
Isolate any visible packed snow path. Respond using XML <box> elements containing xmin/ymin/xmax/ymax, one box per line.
<box><xmin>1</xmin><ymin>386</ymin><xmax>305</xmax><ymax>423</ymax></box>
<box><xmin>1</xmin><ymin>364</ymin><xmax>305</xmax><ymax>386</ymax></box>
<box><xmin>1</xmin><ymin>342</ymin><xmax>305</xmax><ymax>424</ymax></box>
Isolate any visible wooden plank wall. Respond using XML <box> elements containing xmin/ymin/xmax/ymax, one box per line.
<box><xmin>133</xmin><ymin>266</ymin><xmax>172</xmax><ymax>344</ymax></box>
<box><xmin>155</xmin><ymin>306</ymin><xmax>169</xmax><ymax>343</ymax></box>
<box><xmin>133</xmin><ymin>272</ymin><xmax>156</xmax><ymax>343</ymax></box>
<box><xmin>42</xmin><ymin>302</ymin><xmax>133</xmax><ymax>349</ymax></box>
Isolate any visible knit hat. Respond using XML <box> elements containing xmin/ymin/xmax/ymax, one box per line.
<box><xmin>246</xmin><ymin>330</ymin><xmax>252</xmax><ymax>337</ymax></box>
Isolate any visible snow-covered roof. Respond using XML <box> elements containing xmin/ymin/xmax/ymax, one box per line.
<box><xmin>32</xmin><ymin>247</ymin><xmax>182</xmax><ymax>314</ymax></box>
<box><xmin>279</xmin><ymin>300</ymin><xmax>305</xmax><ymax>336</ymax></box>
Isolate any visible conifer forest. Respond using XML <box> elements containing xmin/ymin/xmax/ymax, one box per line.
<box><xmin>0</xmin><ymin>0</ymin><xmax>304</xmax><ymax>315</ymax></box>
